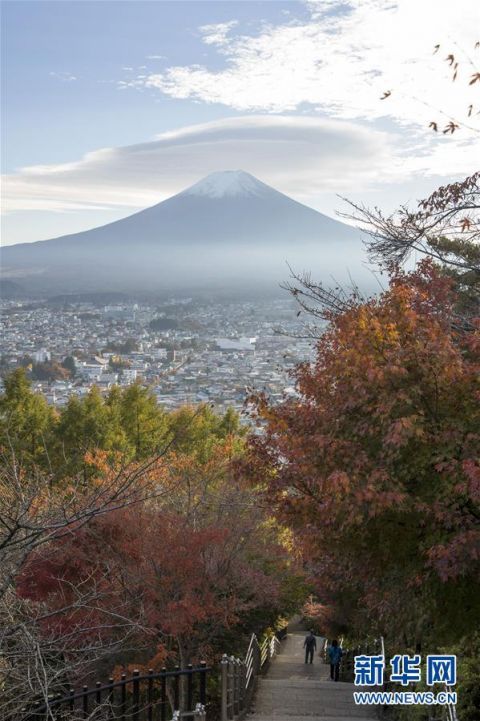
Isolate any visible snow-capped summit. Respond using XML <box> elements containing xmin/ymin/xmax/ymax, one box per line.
<box><xmin>182</xmin><ymin>170</ymin><xmax>270</xmax><ymax>199</ymax></box>
<box><xmin>2</xmin><ymin>170</ymin><xmax>366</xmax><ymax>295</ymax></box>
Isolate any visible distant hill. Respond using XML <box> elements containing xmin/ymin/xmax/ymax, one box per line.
<box><xmin>1</xmin><ymin>170</ymin><xmax>368</xmax><ymax>295</ymax></box>
<box><xmin>0</xmin><ymin>279</ymin><xmax>25</xmax><ymax>298</ymax></box>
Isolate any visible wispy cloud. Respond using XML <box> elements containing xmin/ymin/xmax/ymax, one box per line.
<box><xmin>3</xmin><ymin>116</ymin><xmax>397</xmax><ymax>212</ymax></box>
<box><xmin>199</xmin><ymin>20</ymin><xmax>239</xmax><ymax>46</ymax></box>
<box><xmin>134</xmin><ymin>0</ymin><xmax>479</xmax><ymax>137</ymax></box>
<box><xmin>49</xmin><ymin>71</ymin><xmax>77</xmax><ymax>82</ymax></box>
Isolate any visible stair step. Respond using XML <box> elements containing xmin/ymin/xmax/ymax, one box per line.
<box><xmin>248</xmin><ymin>632</ymin><xmax>377</xmax><ymax>721</ymax></box>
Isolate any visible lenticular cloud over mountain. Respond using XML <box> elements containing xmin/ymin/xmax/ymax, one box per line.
<box><xmin>1</xmin><ymin>171</ymin><xmax>369</xmax><ymax>296</ymax></box>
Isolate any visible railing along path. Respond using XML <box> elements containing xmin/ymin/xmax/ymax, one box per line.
<box><xmin>21</xmin><ymin>628</ymin><xmax>287</xmax><ymax>721</ymax></box>
<box><xmin>221</xmin><ymin>629</ymin><xmax>287</xmax><ymax>721</ymax></box>
<box><xmin>22</xmin><ymin>664</ymin><xmax>209</xmax><ymax>721</ymax></box>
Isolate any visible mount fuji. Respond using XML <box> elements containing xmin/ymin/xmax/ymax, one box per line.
<box><xmin>1</xmin><ymin>170</ymin><xmax>367</xmax><ymax>296</ymax></box>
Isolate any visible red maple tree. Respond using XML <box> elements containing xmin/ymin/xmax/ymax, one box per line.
<box><xmin>245</xmin><ymin>261</ymin><xmax>480</xmax><ymax>645</ymax></box>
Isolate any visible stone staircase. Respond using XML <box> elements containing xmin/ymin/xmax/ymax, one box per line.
<box><xmin>249</xmin><ymin>631</ymin><xmax>378</xmax><ymax>721</ymax></box>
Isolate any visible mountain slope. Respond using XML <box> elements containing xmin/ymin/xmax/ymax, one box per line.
<box><xmin>1</xmin><ymin>171</ymin><xmax>366</xmax><ymax>295</ymax></box>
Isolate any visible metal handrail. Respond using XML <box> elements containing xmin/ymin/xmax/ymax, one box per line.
<box><xmin>445</xmin><ymin>685</ymin><xmax>458</xmax><ymax>721</ymax></box>
<box><xmin>221</xmin><ymin>628</ymin><xmax>286</xmax><ymax>721</ymax></box>
<box><xmin>23</xmin><ymin>663</ymin><xmax>210</xmax><ymax>721</ymax></box>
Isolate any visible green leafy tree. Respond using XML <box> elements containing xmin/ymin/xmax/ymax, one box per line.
<box><xmin>0</xmin><ymin>369</ymin><xmax>55</xmax><ymax>467</ymax></box>
<box><xmin>54</xmin><ymin>386</ymin><xmax>128</xmax><ymax>477</ymax></box>
<box><xmin>169</xmin><ymin>405</ymin><xmax>244</xmax><ymax>461</ymax></box>
<box><xmin>149</xmin><ymin>317</ymin><xmax>178</xmax><ymax>331</ymax></box>
<box><xmin>218</xmin><ymin>406</ymin><xmax>242</xmax><ymax>437</ymax></box>
<box><xmin>31</xmin><ymin>361</ymin><xmax>70</xmax><ymax>382</ymax></box>
<box><xmin>62</xmin><ymin>355</ymin><xmax>77</xmax><ymax>377</ymax></box>
<box><xmin>117</xmin><ymin>384</ymin><xmax>169</xmax><ymax>459</ymax></box>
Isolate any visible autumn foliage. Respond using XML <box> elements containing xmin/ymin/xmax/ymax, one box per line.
<box><xmin>0</xmin><ymin>388</ymin><xmax>303</xmax><ymax>720</ymax></box>
<box><xmin>20</xmin><ymin>506</ymin><xmax>275</xmax><ymax>665</ymax></box>
<box><xmin>246</xmin><ymin>261</ymin><xmax>480</xmax><ymax>646</ymax></box>
<box><xmin>15</xmin><ymin>434</ymin><xmax>298</xmax><ymax>676</ymax></box>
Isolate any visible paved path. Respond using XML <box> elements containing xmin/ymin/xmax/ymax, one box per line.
<box><xmin>250</xmin><ymin>631</ymin><xmax>377</xmax><ymax>721</ymax></box>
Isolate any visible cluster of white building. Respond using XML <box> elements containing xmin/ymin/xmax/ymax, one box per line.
<box><xmin>1</xmin><ymin>297</ymin><xmax>315</xmax><ymax>413</ymax></box>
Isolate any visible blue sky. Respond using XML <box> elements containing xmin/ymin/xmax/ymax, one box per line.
<box><xmin>3</xmin><ymin>2</ymin><xmax>297</xmax><ymax>170</ymax></box>
<box><xmin>2</xmin><ymin>0</ymin><xmax>479</xmax><ymax>245</ymax></box>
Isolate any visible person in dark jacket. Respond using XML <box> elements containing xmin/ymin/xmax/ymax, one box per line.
<box><xmin>303</xmin><ymin>630</ymin><xmax>317</xmax><ymax>664</ymax></box>
<box><xmin>327</xmin><ymin>639</ymin><xmax>343</xmax><ymax>681</ymax></box>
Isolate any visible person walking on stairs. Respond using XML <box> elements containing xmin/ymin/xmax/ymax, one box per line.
<box><xmin>327</xmin><ymin>639</ymin><xmax>343</xmax><ymax>681</ymax></box>
<box><xmin>303</xmin><ymin>629</ymin><xmax>317</xmax><ymax>664</ymax></box>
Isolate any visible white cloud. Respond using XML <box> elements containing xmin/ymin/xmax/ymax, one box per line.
<box><xmin>3</xmin><ymin>116</ymin><xmax>398</xmax><ymax>213</ymax></box>
<box><xmin>199</xmin><ymin>20</ymin><xmax>239</xmax><ymax>46</ymax></box>
<box><xmin>49</xmin><ymin>71</ymin><xmax>77</xmax><ymax>82</ymax></box>
<box><xmin>138</xmin><ymin>0</ymin><xmax>479</xmax><ymax>139</ymax></box>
